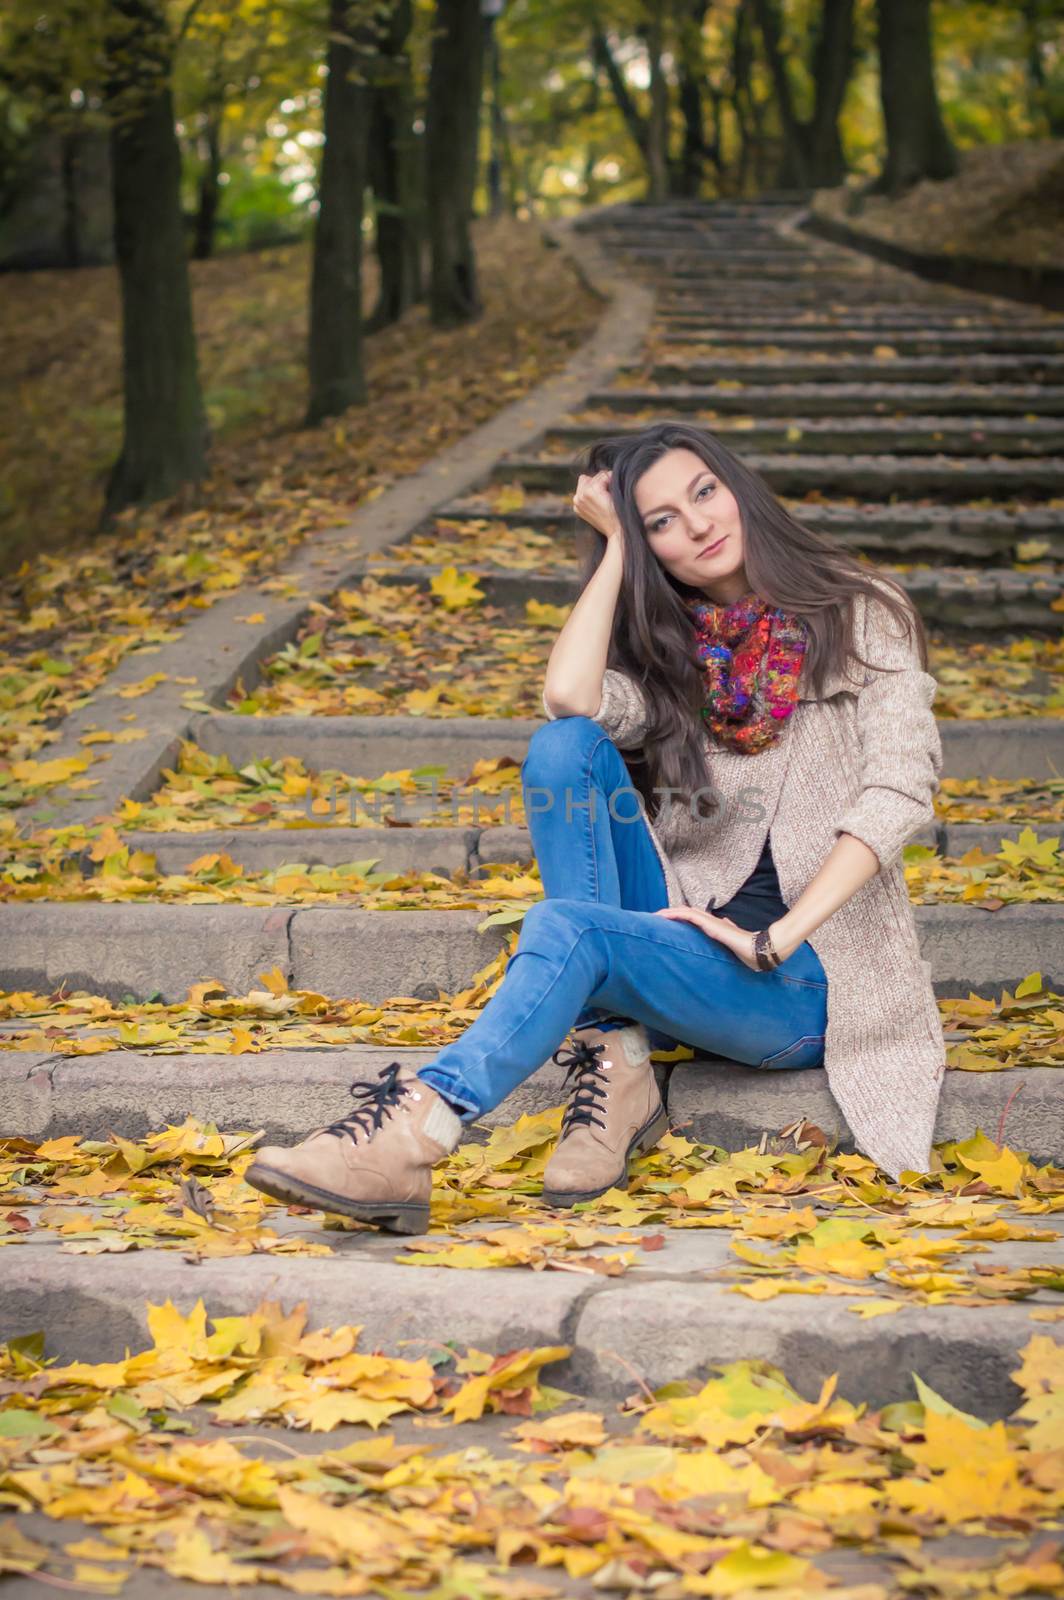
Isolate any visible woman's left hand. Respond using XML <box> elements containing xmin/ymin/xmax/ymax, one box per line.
<box><xmin>654</xmin><ymin>907</ymin><xmax>794</xmax><ymax>972</ymax></box>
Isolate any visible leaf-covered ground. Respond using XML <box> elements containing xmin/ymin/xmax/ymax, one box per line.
<box><xmin>210</xmin><ymin>578</ymin><xmax>1064</xmax><ymax>725</ymax></box>
<box><xmin>6</xmin><ymin>515</ymin><xmax>1063</xmax><ymax>813</ymax></box>
<box><xmin>1</xmin><ymin>1112</ymin><xmax>1062</xmax><ymax>1595</ymax></box>
<box><xmin>2</xmin><ymin>1110</ymin><xmax>1063</xmax><ymax>1290</ymax></box>
<box><xmin>1</xmin><ymin>1294</ymin><xmax>1060</xmax><ymax>1598</ymax></box>
<box><xmin>811</xmin><ymin>138</ymin><xmax>1064</xmax><ymax>269</ymax></box>
<box><xmin>1</xmin><ymin>816</ymin><xmax>1062</xmax><ymax>906</ymax></box>
<box><xmin>31</xmin><ymin>744</ymin><xmax>1060</xmax><ymax>836</ymax></box>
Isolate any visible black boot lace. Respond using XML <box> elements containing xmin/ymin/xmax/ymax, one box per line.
<box><xmin>550</xmin><ymin>1037</ymin><xmax>611</xmax><ymax>1135</ymax></box>
<box><xmin>325</xmin><ymin>1062</ymin><xmax>408</xmax><ymax>1143</ymax></box>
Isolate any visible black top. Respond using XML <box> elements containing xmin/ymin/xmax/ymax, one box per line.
<box><xmin>707</xmin><ymin>834</ymin><xmax>789</xmax><ymax>932</ymax></box>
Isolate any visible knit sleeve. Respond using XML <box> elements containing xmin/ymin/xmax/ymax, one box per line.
<box><xmin>541</xmin><ymin>668</ymin><xmax>649</xmax><ymax>749</ymax></box>
<box><xmin>832</xmin><ymin>587</ymin><xmax>942</xmax><ymax>872</ymax></box>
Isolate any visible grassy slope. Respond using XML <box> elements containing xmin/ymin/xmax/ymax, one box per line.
<box><xmin>0</xmin><ymin>217</ymin><xmax>600</xmax><ymax>575</ymax></box>
<box><xmin>812</xmin><ymin>139</ymin><xmax>1064</xmax><ymax>272</ymax></box>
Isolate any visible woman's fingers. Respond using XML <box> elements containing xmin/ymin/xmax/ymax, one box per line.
<box><xmin>656</xmin><ymin>907</ymin><xmax>761</xmax><ymax>970</ymax></box>
<box><xmin>572</xmin><ymin>469</ymin><xmax>620</xmax><ymax>542</ymax></box>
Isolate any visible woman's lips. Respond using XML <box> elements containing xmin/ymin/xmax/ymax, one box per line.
<box><xmin>696</xmin><ymin>534</ymin><xmax>727</xmax><ymax>559</ymax></box>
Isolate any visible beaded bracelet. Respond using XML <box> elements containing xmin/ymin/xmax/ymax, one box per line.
<box><xmin>752</xmin><ymin>928</ymin><xmax>782</xmax><ymax>972</ymax></box>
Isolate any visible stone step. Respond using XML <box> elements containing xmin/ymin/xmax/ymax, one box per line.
<box><xmin>622</xmin><ymin>243</ymin><xmax>811</xmax><ymax>259</ymax></box>
<box><xmin>655</xmin><ymin>296</ymin><xmax>1051</xmax><ymax>321</ymax></box>
<box><xmin>580</xmin><ymin>201</ymin><xmax>802</xmax><ymax>223</ymax></box>
<box><xmin>188</xmin><ymin>711</ymin><xmax>1064</xmax><ymax>784</ymax></box>
<box><xmin>625</xmin><ymin>261</ymin><xmax>878</xmax><ymax>280</ymax></box>
<box><xmin>443</xmin><ymin>491</ymin><xmax>1063</xmax><ymax>560</ymax></box>
<box><xmin>653</xmin><ymin>309</ymin><xmax>1059</xmax><ymax>331</ymax></box>
<box><xmin>547</xmin><ymin>414</ymin><xmax>1064</xmax><ymax>457</ymax></box>
<box><xmin>658</xmin><ymin>328</ymin><xmax>1064</xmax><ymax>355</ymax></box>
<box><xmin>5</xmin><ymin>1218</ymin><xmax>1056</xmax><ymax>1413</ymax></box>
<box><xmin>587</xmin><ymin>382</ymin><xmax>1064</xmax><ymax>418</ymax></box>
<box><xmin>106</xmin><ymin>818</ymin><xmax>1060</xmax><ymax>880</ymax></box>
<box><xmin>643</xmin><ymin>264</ymin><xmax>851</xmax><ymax>282</ymax></box>
<box><xmin>494</xmin><ymin>450</ymin><xmax>1064</xmax><ymax>502</ymax></box>
<box><xmin>646</xmin><ymin>354</ymin><xmax>1064</xmax><ymax>385</ymax></box>
<box><xmin>4</xmin><ymin>900</ymin><xmax>1062</xmax><ymax>1006</ymax></box>
<box><xmin>657</xmin><ymin>284</ymin><xmax>994</xmax><ymax>307</ymax></box>
<box><xmin>332</xmin><ymin>559</ymin><xmax>1064</xmax><ymax>632</ymax></box>
<box><xmin>4</xmin><ymin>1042</ymin><xmax>1060</xmax><ymax>1167</ymax></box>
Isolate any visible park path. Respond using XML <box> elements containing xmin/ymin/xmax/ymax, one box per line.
<box><xmin>3</xmin><ymin>202</ymin><xmax>1063</xmax><ymax>1418</ymax></box>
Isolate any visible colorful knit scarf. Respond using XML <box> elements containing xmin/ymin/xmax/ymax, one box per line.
<box><xmin>684</xmin><ymin>590</ymin><xmax>808</xmax><ymax>754</ymax></box>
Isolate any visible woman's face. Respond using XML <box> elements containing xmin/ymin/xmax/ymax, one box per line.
<box><xmin>634</xmin><ymin>447</ymin><xmax>749</xmax><ymax>604</ymax></box>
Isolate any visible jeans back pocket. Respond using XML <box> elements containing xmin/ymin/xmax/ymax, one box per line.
<box><xmin>756</xmin><ymin>1033</ymin><xmax>826</xmax><ymax>1070</ymax></box>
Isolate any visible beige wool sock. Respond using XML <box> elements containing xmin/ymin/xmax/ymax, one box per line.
<box><xmin>576</xmin><ymin>1021</ymin><xmax>650</xmax><ymax>1067</ymax></box>
<box><xmin>419</xmin><ymin>1090</ymin><xmax>464</xmax><ymax>1151</ymax></box>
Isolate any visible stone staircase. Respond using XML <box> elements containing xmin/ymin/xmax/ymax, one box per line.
<box><xmin>3</xmin><ymin>201</ymin><xmax>1062</xmax><ymax>1397</ymax></box>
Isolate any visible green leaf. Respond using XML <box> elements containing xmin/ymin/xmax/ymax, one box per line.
<box><xmin>911</xmin><ymin>1372</ymin><xmax>987</xmax><ymax>1429</ymax></box>
<box><xmin>0</xmin><ymin>1410</ymin><xmax>59</xmax><ymax>1439</ymax></box>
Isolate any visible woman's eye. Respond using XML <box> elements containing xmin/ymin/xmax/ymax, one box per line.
<box><xmin>647</xmin><ymin>481</ymin><xmax>714</xmax><ymax>533</ymax></box>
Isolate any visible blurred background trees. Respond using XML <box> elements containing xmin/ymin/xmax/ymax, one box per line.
<box><xmin>1</xmin><ymin>0</ymin><xmax>1061</xmax><ymax>523</ymax></box>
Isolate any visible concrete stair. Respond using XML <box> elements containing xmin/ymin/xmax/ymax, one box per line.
<box><xmin>493</xmin><ymin>450</ymin><xmax>1064</xmax><ymax>501</ymax></box>
<box><xmin>5</xmin><ymin>901</ymin><xmax>1063</xmax><ymax>1008</ymax></box>
<box><xmin>6</xmin><ymin>1224</ymin><xmax>1058</xmax><ymax>1414</ymax></box>
<box><xmin>4</xmin><ymin>1042</ymin><xmax>1062</xmax><ymax>1167</ymax></box>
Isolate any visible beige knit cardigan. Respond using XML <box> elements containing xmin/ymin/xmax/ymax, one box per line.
<box><xmin>541</xmin><ymin>577</ymin><xmax>947</xmax><ymax>1179</ymax></box>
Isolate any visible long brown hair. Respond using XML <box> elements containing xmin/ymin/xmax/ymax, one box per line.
<box><xmin>572</xmin><ymin>421</ymin><xmax>929</xmax><ymax>821</ymax></box>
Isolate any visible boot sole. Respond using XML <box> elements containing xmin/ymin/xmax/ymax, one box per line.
<box><xmin>244</xmin><ymin>1161</ymin><xmax>430</xmax><ymax>1236</ymax></box>
<box><xmin>541</xmin><ymin>1103</ymin><xmax>670</xmax><ymax>1209</ymax></box>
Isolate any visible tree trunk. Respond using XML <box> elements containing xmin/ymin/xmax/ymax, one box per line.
<box><xmin>643</xmin><ymin>3</ymin><xmax>670</xmax><ymax>204</ymax></box>
<box><xmin>729</xmin><ymin>0</ymin><xmax>754</xmax><ymax>194</ymax></box>
<box><xmin>366</xmin><ymin>0</ymin><xmax>421</xmax><ymax>330</ymax></box>
<box><xmin>808</xmin><ymin>0</ymin><xmax>854</xmax><ymax>186</ymax></box>
<box><xmin>591</xmin><ymin>23</ymin><xmax>648</xmax><ymax>166</ymax></box>
<box><xmin>1023</xmin><ymin>0</ymin><xmax>1064</xmax><ymax>138</ymax></box>
<box><xmin>60</xmin><ymin>130</ymin><xmax>80</xmax><ymax>268</ymax></box>
<box><xmin>306</xmin><ymin>0</ymin><xmax>373</xmax><ymax>425</ymax></box>
<box><xmin>425</xmin><ymin>0</ymin><xmax>485</xmax><ymax>326</ymax></box>
<box><xmin>873</xmin><ymin>0</ymin><xmax>957</xmax><ymax>197</ymax></box>
<box><xmin>192</xmin><ymin>117</ymin><xmax>221</xmax><ymax>260</ymax></box>
<box><xmin>484</xmin><ymin>13</ymin><xmax>505</xmax><ymax>219</ymax></box>
<box><xmin>675</xmin><ymin>0</ymin><xmax>709</xmax><ymax>197</ymax></box>
<box><xmin>103</xmin><ymin>0</ymin><xmax>205</xmax><ymax>517</ymax></box>
<box><xmin>753</xmin><ymin>0</ymin><xmax>855</xmax><ymax>191</ymax></box>
<box><xmin>751</xmin><ymin>0</ymin><xmax>809</xmax><ymax>188</ymax></box>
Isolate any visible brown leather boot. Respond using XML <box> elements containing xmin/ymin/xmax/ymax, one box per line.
<box><xmin>244</xmin><ymin>1062</ymin><xmax>462</xmax><ymax>1234</ymax></box>
<box><xmin>542</xmin><ymin>1022</ymin><xmax>668</xmax><ymax>1207</ymax></box>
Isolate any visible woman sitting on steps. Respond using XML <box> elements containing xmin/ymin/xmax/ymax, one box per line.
<box><xmin>246</xmin><ymin>419</ymin><xmax>946</xmax><ymax>1233</ymax></box>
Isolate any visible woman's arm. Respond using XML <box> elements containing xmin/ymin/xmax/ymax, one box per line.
<box><xmin>656</xmin><ymin>834</ymin><xmax>880</xmax><ymax>967</ymax></box>
<box><xmin>542</xmin><ymin>531</ymin><xmax>625</xmax><ymax>719</ymax></box>
<box><xmin>766</xmin><ymin>833</ymin><xmax>880</xmax><ymax>960</ymax></box>
<box><xmin>541</xmin><ymin>472</ymin><xmax>652</xmax><ymax>747</ymax></box>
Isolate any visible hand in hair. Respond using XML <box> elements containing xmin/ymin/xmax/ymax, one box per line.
<box><xmin>572</xmin><ymin>469</ymin><xmax>623</xmax><ymax>545</ymax></box>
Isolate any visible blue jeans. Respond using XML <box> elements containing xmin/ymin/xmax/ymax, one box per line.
<box><xmin>417</xmin><ymin>716</ymin><xmax>827</xmax><ymax>1120</ymax></box>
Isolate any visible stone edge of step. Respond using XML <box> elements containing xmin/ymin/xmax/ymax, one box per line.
<box><xmin>2</xmin><ymin>902</ymin><xmax>1062</xmax><ymax>1010</ymax></box>
<box><xmin>1</xmin><ymin>1231</ymin><xmax>1055</xmax><ymax>1414</ymax></box>
<box><xmin>106</xmin><ymin>819</ymin><xmax>1061</xmax><ymax>877</ymax></box>
<box><xmin>2</xmin><ymin>1046</ymin><xmax>1060</xmax><ymax>1160</ymax></box>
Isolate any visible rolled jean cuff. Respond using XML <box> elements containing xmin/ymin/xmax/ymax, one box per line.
<box><xmin>416</xmin><ymin>1069</ymin><xmax>482</xmax><ymax>1122</ymax></box>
